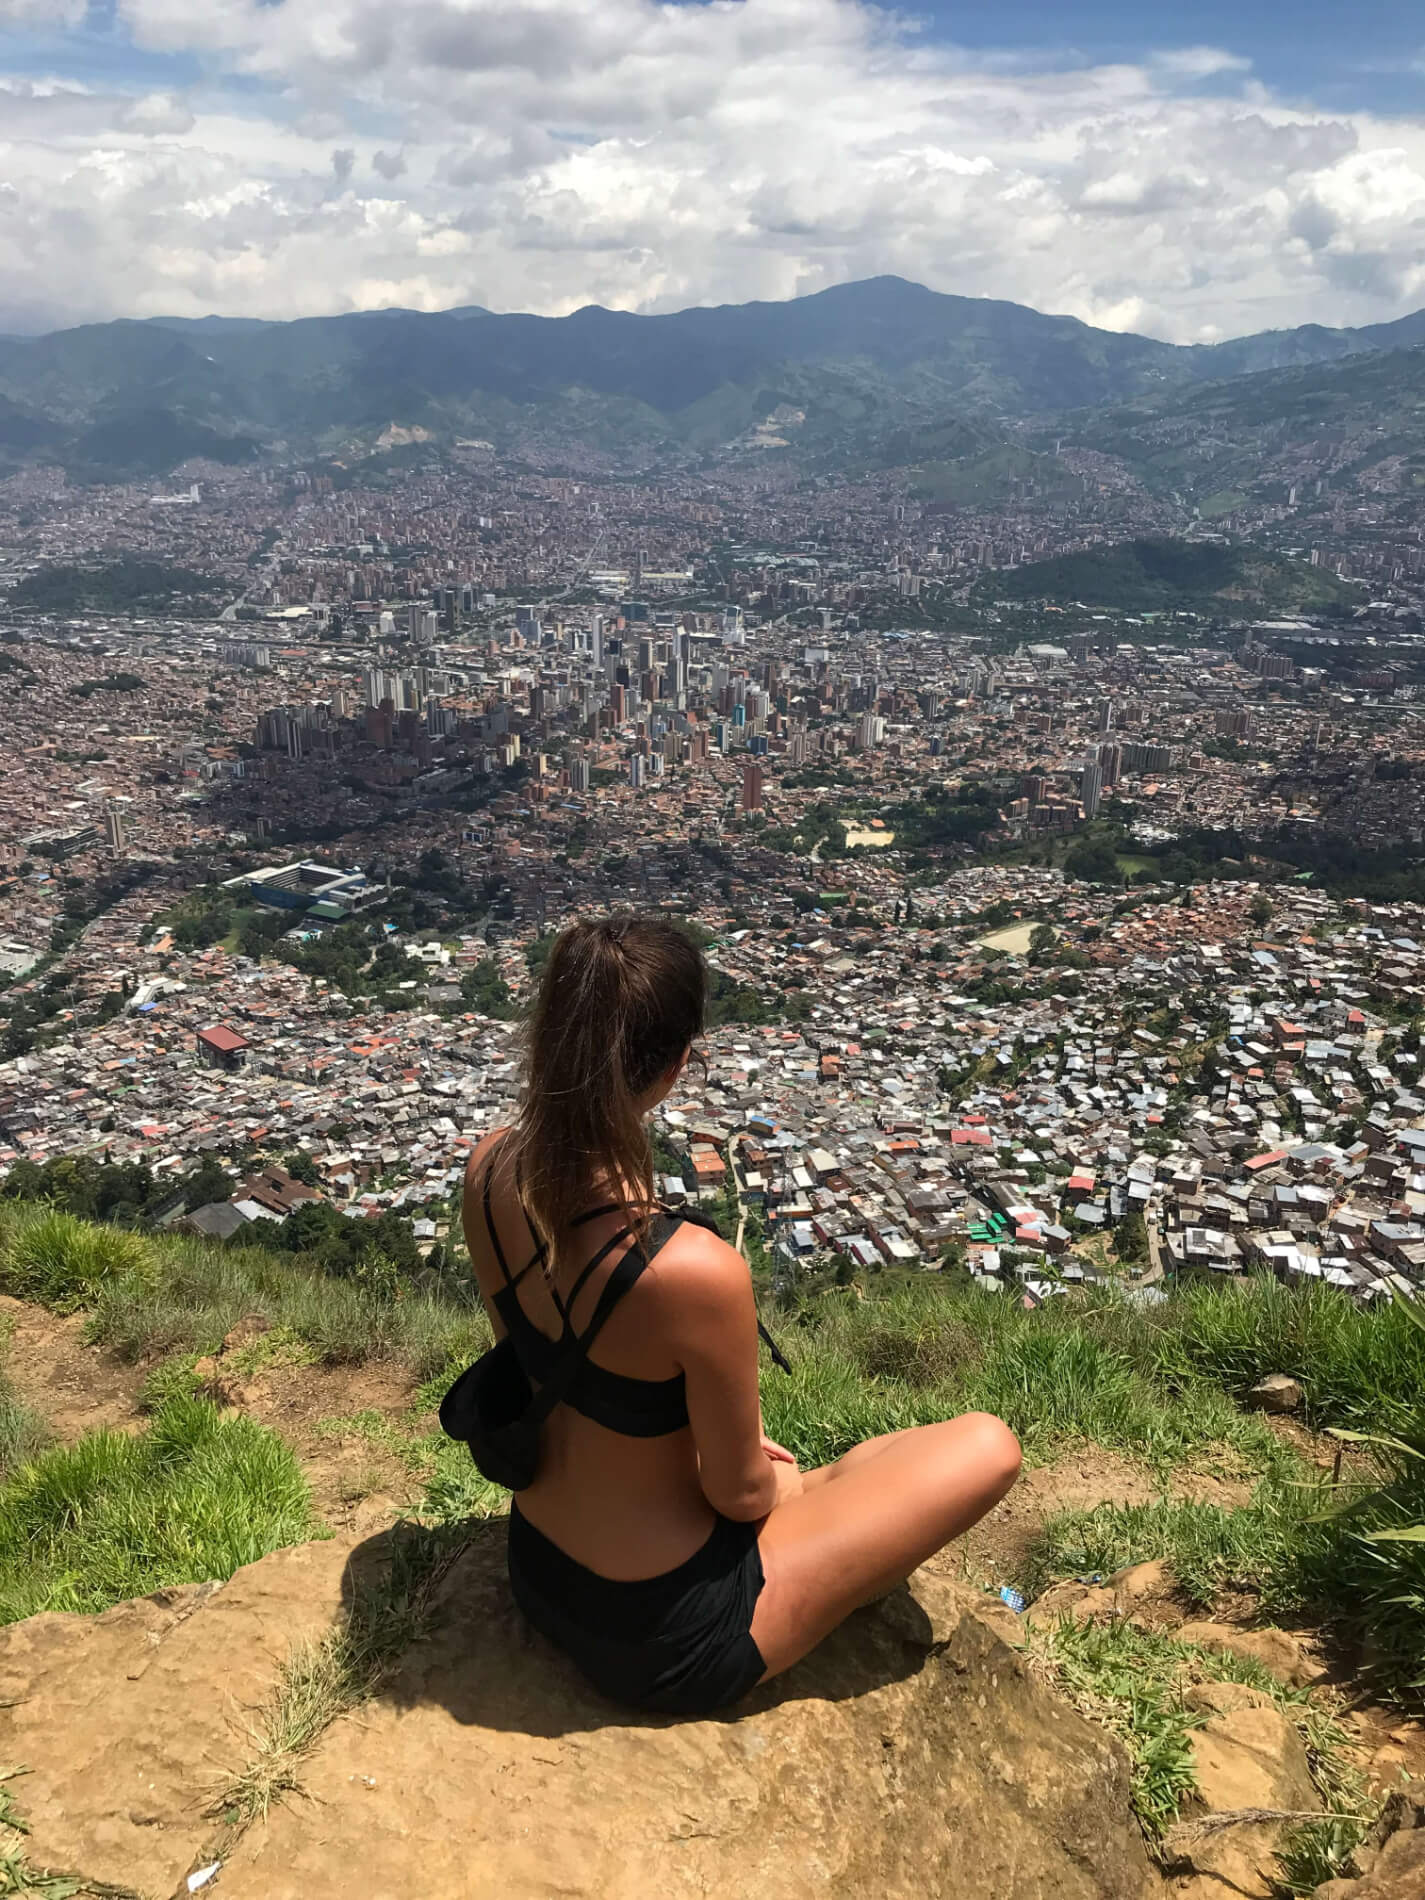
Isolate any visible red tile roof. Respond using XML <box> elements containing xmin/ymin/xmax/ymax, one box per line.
<box><xmin>196</xmin><ymin>1024</ymin><xmax>249</xmax><ymax>1054</ymax></box>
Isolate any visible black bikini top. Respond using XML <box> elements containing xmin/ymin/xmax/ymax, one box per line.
<box><xmin>483</xmin><ymin>1167</ymin><xmax>693</xmax><ymax>1438</ymax></box>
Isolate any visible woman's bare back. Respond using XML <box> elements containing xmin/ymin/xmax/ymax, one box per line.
<box><xmin>463</xmin><ymin>1133</ymin><xmax>721</xmax><ymax>1580</ymax></box>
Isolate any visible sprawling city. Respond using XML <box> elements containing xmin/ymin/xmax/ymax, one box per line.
<box><xmin>5</xmin><ymin>418</ymin><xmax>1425</xmax><ymax>1315</ymax></box>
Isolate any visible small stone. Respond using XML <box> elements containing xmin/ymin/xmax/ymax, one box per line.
<box><xmin>1027</xmin><ymin>1580</ymin><xmax>1118</xmax><ymax>1626</ymax></box>
<box><xmin>1190</xmin><ymin>1705</ymin><xmax>1316</xmax><ymax>1814</ymax></box>
<box><xmin>1247</xmin><ymin>1373</ymin><xmax>1303</xmax><ymax>1413</ymax></box>
<box><xmin>1182</xmin><ymin>1681</ymin><xmax>1274</xmax><ymax>1717</ymax></box>
<box><xmin>1177</xmin><ymin>1621</ymin><xmax>1326</xmax><ymax>1688</ymax></box>
<box><xmin>1108</xmin><ymin>1560</ymin><xmax>1169</xmax><ymax>1603</ymax></box>
<box><xmin>1163</xmin><ymin>1709</ymin><xmax>1318</xmax><ymax>1900</ymax></box>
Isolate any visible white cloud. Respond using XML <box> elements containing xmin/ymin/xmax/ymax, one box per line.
<box><xmin>0</xmin><ymin>0</ymin><xmax>1418</xmax><ymax>341</ymax></box>
<box><xmin>1151</xmin><ymin>46</ymin><xmax>1254</xmax><ymax>80</ymax></box>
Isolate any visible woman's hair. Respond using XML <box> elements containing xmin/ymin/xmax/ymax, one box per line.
<box><xmin>508</xmin><ymin>913</ymin><xmax>706</xmax><ymax>1260</ymax></box>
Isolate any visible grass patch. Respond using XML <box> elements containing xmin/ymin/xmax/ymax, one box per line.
<box><xmin>1153</xmin><ymin>1277</ymin><xmax>1425</xmax><ymax>1440</ymax></box>
<box><xmin>224</xmin><ymin>1325</ymin><xmax>318</xmax><ymax>1378</ymax></box>
<box><xmin>1030</xmin><ymin>1456</ymin><xmax>1425</xmax><ymax>1706</ymax></box>
<box><xmin>764</xmin><ymin>1280</ymin><xmax>1293</xmax><ymax>1479</ymax></box>
<box><xmin>82</xmin><ymin>1234</ymin><xmax>490</xmax><ymax>1376</ymax></box>
<box><xmin>1027</xmin><ymin>1488</ymin><xmax>1316</xmax><ymax>1610</ymax></box>
<box><xmin>1031</xmin><ymin>1619</ymin><xmax>1201</xmax><ymax>1838</ymax></box>
<box><xmin>0</xmin><ymin>1207</ymin><xmax>490</xmax><ymax>1378</ymax></box>
<box><xmin>1031</xmin><ymin>1618</ymin><xmax>1367</xmax><ymax>1882</ymax></box>
<box><xmin>0</xmin><ymin>1333</ymin><xmax>49</xmax><ymax>1483</ymax></box>
<box><xmin>315</xmin><ymin>1409</ymin><xmax>509</xmax><ymax>1525</ymax></box>
<box><xmin>139</xmin><ymin>1352</ymin><xmax>205</xmax><ymax>1411</ymax></box>
<box><xmin>0</xmin><ymin>1855</ymin><xmax>140</xmax><ymax>1897</ymax></box>
<box><xmin>215</xmin><ymin>1520</ymin><xmax>469</xmax><ymax>1824</ymax></box>
<box><xmin>0</xmin><ymin>1394</ymin><xmax>316</xmax><ymax>1621</ymax></box>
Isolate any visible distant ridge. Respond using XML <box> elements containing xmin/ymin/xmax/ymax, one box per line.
<box><xmin>0</xmin><ymin>275</ymin><xmax>1422</xmax><ymax>479</ymax></box>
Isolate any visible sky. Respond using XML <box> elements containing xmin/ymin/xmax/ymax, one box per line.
<box><xmin>0</xmin><ymin>0</ymin><xmax>1423</xmax><ymax>342</ymax></box>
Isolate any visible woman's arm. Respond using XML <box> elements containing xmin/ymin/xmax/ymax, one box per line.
<box><xmin>665</xmin><ymin>1231</ymin><xmax>781</xmax><ymax>1522</ymax></box>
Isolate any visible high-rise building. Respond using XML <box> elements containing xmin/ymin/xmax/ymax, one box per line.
<box><xmin>1080</xmin><ymin>758</ymin><xmax>1103</xmax><ymax>819</ymax></box>
<box><xmin>741</xmin><ymin>759</ymin><xmax>765</xmax><ymax>813</ymax></box>
<box><xmin>629</xmin><ymin>754</ymin><xmax>645</xmax><ymax>790</ymax></box>
<box><xmin>102</xmin><ymin>804</ymin><xmax>125</xmax><ymax>852</ymax></box>
<box><xmin>568</xmin><ymin>753</ymin><xmax>590</xmax><ymax>794</ymax></box>
<box><xmin>1097</xmin><ymin>700</ymin><xmax>1115</xmax><ymax>734</ymax></box>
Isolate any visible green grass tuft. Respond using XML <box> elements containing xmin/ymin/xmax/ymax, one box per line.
<box><xmin>1031</xmin><ymin>1619</ymin><xmax>1201</xmax><ymax>1838</ymax></box>
<box><xmin>0</xmin><ymin>1209</ymin><xmax>152</xmax><ymax>1314</ymax></box>
<box><xmin>0</xmin><ymin>1394</ymin><xmax>316</xmax><ymax>1622</ymax></box>
<box><xmin>80</xmin><ymin>1233</ymin><xmax>490</xmax><ymax>1375</ymax></box>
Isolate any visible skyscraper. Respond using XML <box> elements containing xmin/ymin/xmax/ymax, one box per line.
<box><xmin>1080</xmin><ymin>758</ymin><xmax>1103</xmax><ymax>819</ymax></box>
<box><xmin>741</xmin><ymin>759</ymin><xmax>765</xmax><ymax>813</ymax></box>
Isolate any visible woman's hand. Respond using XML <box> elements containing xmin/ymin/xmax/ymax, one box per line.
<box><xmin>761</xmin><ymin>1435</ymin><xmax>802</xmax><ymax>1505</ymax></box>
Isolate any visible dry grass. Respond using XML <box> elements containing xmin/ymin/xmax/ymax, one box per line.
<box><xmin>213</xmin><ymin>1521</ymin><xmax>470</xmax><ymax>1827</ymax></box>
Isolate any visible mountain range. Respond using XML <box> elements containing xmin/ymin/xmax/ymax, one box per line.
<box><xmin>2</xmin><ymin>275</ymin><xmax>1424</xmax><ymax>481</ymax></box>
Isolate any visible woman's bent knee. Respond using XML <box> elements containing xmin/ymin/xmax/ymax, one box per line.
<box><xmin>955</xmin><ymin>1412</ymin><xmax>1023</xmax><ymax>1495</ymax></box>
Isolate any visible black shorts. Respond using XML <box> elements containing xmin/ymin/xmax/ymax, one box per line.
<box><xmin>507</xmin><ymin>1504</ymin><xmax>767</xmax><ymax>1717</ymax></box>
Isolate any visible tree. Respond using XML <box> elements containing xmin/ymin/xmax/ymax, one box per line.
<box><xmin>1063</xmin><ymin>837</ymin><xmax>1122</xmax><ymax>886</ymax></box>
<box><xmin>1248</xmin><ymin>893</ymin><xmax>1273</xmax><ymax>928</ymax></box>
<box><xmin>461</xmin><ymin>958</ymin><xmax>514</xmax><ymax>1019</ymax></box>
<box><xmin>1116</xmin><ymin>1210</ymin><xmax>1150</xmax><ymax>1269</ymax></box>
<box><xmin>183</xmin><ymin>1154</ymin><xmax>235</xmax><ymax>1211</ymax></box>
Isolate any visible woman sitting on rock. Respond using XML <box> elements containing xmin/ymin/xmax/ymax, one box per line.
<box><xmin>458</xmin><ymin>913</ymin><xmax>1021</xmax><ymax>1716</ymax></box>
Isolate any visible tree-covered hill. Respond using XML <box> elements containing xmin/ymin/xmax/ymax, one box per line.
<box><xmin>978</xmin><ymin>537</ymin><xmax>1363</xmax><ymax>615</ymax></box>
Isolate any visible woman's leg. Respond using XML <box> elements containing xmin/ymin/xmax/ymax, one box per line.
<box><xmin>748</xmin><ymin>1413</ymin><xmax>1021</xmax><ymax>1681</ymax></box>
<box><xmin>797</xmin><ymin>1425</ymin><xmax>922</xmax><ymax>1491</ymax></box>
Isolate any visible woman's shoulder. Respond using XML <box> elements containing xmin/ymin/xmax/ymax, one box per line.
<box><xmin>647</xmin><ymin>1209</ymin><xmax>748</xmax><ymax>1298</ymax></box>
<box><xmin>464</xmin><ymin>1126</ymin><xmax>511</xmax><ymax>1183</ymax></box>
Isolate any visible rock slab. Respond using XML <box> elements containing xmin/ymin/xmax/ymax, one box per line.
<box><xmin>0</xmin><ymin>1524</ymin><xmax>1159</xmax><ymax>1900</ymax></box>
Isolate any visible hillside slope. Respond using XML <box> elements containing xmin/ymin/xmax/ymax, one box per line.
<box><xmin>1055</xmin><ymin>344</ymin><xmax>1425</xmax><ymax>504</ymax></box>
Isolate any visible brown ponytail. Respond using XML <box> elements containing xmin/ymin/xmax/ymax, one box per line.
<box><xmin>508</xmin><ymin>914</ymin><xmax>706</xmax><ymax>1263</ymax></box>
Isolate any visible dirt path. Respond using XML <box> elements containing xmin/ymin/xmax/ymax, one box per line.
<box><xmin>943</xmin><ymin>1445</ymin><xmax>1256</xmax><ymax>1595</ymax></box>
<box><xmin>233</xmin><ymin>1356</ymin><xmax>427</xmax><ymax>1535</ymax></box>
<box><xmin>0</xmin><ymin>1294</ymin><xmax>147</xmax><ymax>1443</ymax></box>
